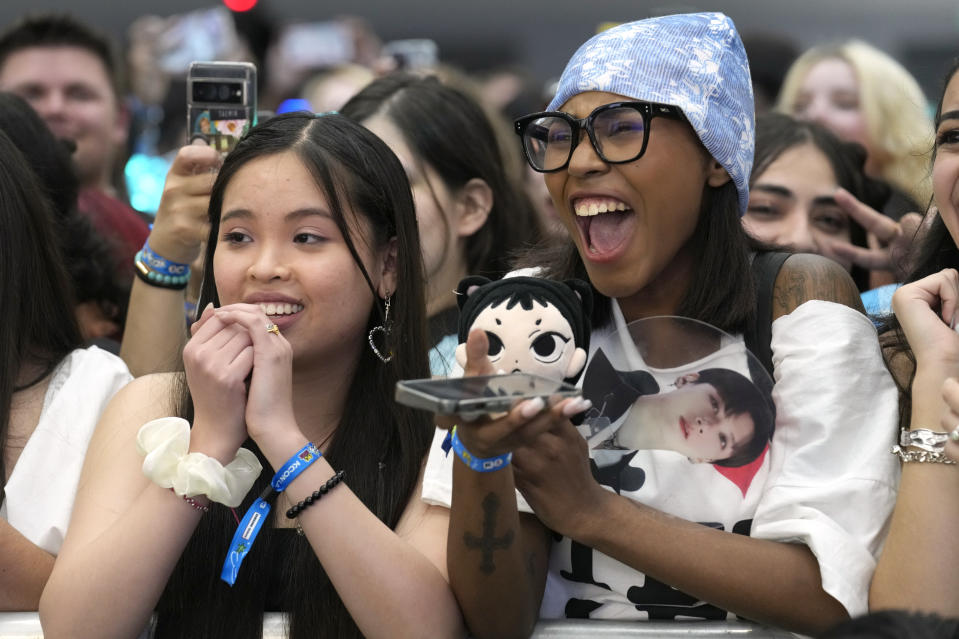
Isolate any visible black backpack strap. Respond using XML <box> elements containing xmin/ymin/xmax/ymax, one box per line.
<box><xmin>745</xmin><ymin>251</ymin><xmax>791</xmax><ymax>378</ymax></box>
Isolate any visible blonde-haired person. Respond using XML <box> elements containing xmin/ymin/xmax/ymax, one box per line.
<box><xmin>778</xmin><ymin>40</ymin><xmax>933</xmax><ymax>211</ymax></box>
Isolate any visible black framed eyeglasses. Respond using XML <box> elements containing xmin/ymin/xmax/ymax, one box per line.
<box><xmin>513</xmin><ymin>101</ymin><xmax>685</xmax><ymax>173</ymax></box>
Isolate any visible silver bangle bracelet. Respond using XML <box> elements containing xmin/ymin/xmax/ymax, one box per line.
<box><xmin>891</xmin><ymin>445</ymin><xmax>957</xmax><ymax>465</ymax></box>
<box><xmin>899</xmin><ymin>428</ymin><xmax>951</xmax><ymax>453</ymax></box>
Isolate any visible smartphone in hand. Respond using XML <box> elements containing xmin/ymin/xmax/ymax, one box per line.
<box><xmin>187</xmin><ymin>61</ymin><xmax>257</xmax><ymax>155</ymax></box>
<box><xmin>395</xmin><ymin>373</ymin><xmax>580</xmax><ymax>417</ymax></box>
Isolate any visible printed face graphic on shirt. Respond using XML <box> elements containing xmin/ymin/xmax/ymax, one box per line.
<box><xmin>469</xmin><ymin>298</ymin><xmax>579</xmax><ymax>380</ymax></box>
<box><xmin>656</xmin><ymin>381</ymin><xmax>756</xmax><ymax>463</ymax></box>
<box><xmin>583</xmin><ymin>348</ymin><xmax>769</xmax><ymax>467</ymax></box>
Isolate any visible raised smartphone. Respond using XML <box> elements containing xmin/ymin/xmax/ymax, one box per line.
<box><xmin>381</xmin><ymin>39</ymin><xmax>438</xmax><ymax>71</ymax></box>
<box><xmin>186</xmin><ymin>61</ymin><xmax>257</xmax><ymax>155</ymax></box>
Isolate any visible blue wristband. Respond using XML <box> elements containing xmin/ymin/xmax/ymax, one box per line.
<box><xmin>221</xmin><ymin>487</ymin><xmax>271</xmax><ymax>586</ymax></box>
<box><xmin>134</xmin><ymin>252</ymin><xmax>190</xmax><ymax>288</ymax></box>
<box><xmin>449</xmin><ymin>427</ymin><xmax>512</xmax><ymax>473</ymax></box>
<box><xmin>271</xmin><ymin>442</ymin><xmax>321</xmax><ymax>492</ymax></box>
<box><xmin>220</xmin><ymin>442</ymin><xmax>321</xmax><ymax>586</ymax></box>
<box><xmin>140</xmin><ymin>239</ymin><xmax>191</xmax><ymax>278</ymax></box>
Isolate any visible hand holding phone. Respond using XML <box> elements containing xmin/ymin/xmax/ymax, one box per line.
<box><xmin>147</xmin><ymin>144</ymin><xmax>220</xmax><ymax>269</ymax></box>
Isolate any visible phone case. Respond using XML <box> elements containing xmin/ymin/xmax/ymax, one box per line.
<box><xmin>187</xmin><ymin>61</ymin><xmax>257</xmax><ymax>155</ymax></box>
<box><xmin>395</xmin><ymin>373</ymin><xmax>581</xmax><ymax>416</ymax></box>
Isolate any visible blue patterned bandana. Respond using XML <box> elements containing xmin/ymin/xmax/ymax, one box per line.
<box><xmin>548</xmin><ymin>12</ymin><xmax>755</xmax><ymax>214</ymax></box>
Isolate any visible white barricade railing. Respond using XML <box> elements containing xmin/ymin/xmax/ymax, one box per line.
<box><xmin>0</xmin><ymin>613</ymin><xmax>42</xmax><ymax>639</ymax></box>
<box><xmin>529</xmin><ymin>619</ymin><xmax>800</xmax><ymax>637</ymax></box>
<box><xmin>0</xmin><ymin>613</ymin><xmax>803</xmax><ymax>638</ymax></box>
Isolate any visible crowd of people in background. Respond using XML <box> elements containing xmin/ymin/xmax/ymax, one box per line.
<box><xmin>1</xmin><ymin>5</ymin><xmax>959</xmax><ymax>638</ymax></box>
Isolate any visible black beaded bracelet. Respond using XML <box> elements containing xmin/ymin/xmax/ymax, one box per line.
<box><xmin>285</xmin><ymin>470</ymin><xmax>346</xmax><ymax>519</ymax></box>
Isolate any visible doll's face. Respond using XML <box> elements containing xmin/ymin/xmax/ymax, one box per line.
<box><xmin>469</xmin><ymin>298</ymin><xmax>583</xmax><ymax>380</ymax></box>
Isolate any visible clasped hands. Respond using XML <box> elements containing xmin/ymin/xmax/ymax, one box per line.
<box><xmin>182</xmin><ymin>302</ymin><xmax>296</xmax><ymax>464</ymax></box>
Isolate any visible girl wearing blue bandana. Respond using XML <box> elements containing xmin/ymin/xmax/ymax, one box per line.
<box><xmin>423</xmin><ymin>12</ymin><xmax>899</xmax><ymax>636</ymax></box>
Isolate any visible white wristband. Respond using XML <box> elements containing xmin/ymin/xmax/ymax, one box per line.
<box><xmin>136</xmin><ymin>417</ymin><xmax>262</xmax><ymax>507</ymax></box>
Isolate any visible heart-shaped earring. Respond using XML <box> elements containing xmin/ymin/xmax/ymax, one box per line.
<box><xmin>368</xmin><ymin>325</ymin><xmax>392</xmax><ymax>363</ymax></box>
<box><xmin>368</xmin><ymin>294</ymin><xmax>393</xmax><ymax>363</ymax></box>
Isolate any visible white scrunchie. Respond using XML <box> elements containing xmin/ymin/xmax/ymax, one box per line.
<box><xmin>136</xmin><ymin>417</ymin><xmax>262</xmax><ymax>507</ymax></box>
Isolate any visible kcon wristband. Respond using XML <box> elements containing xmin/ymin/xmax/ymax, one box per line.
<box><xmin>221</xmin><ymin>442</ymin><xmax>322</xmax><ymax>586</ymax></box>
<box><xmin>449</xmin><ymin>426</ymin><xmax>512</xmax><ymax>473</ymax></box>
<box><xmin>141</xmin><ymin>238</ymin><xmax>191</xmax><ymax>278</ymax></box>
<box><xmin>221</xmin><ymin>484</ymin><xmax>273</xmax><ymax>587</ymax></box>
<box><xmin>134</xmin><ymin>239</ymin><xmax>191</xmax><ymax>290</ymax></box>
<box><xmin>271</xmin><ymin>442</ymin><xmax>322</xmax><ymax>491</ymax></box>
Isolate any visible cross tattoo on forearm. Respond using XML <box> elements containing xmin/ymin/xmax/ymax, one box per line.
<box><xmin>464</xmin><ymin>492</ymin><xmax>515</xmax><ymax>574</ymax></box>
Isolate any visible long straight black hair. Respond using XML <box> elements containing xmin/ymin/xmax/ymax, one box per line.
<box><xmin>341</xmin><ymin>72</ymin><xmax>543</xmax><ymax>281</ymax></box>
<box><xmin>0</xmin><ymin>127</ymin><xmax>82</xmax><ymax>504</ymax></box>
<box><xmin>155</xmin><ymin>113</ymin><xmax>433</xmax><ymax>639</ymax></box>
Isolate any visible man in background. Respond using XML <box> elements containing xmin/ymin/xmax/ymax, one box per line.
<box><xmin>0</xmin><ymin>14</ymin><xmax>148</xmax><ymax>293</ymax></box>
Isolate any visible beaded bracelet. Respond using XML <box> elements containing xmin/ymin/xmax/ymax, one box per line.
<box><xmin>134</xmin><ymin>238</ymin><xmax>192</xmax><ymax>290</ymax></box>
<box><xmin>134</xmin><ymin>252</ymin><xmax>190</xmax><ymax>290</ymax></box>
<box><xmin>286</xmin><ymin>470</ymin><xmax>346</xmax><ymax>518</ymax></box>
<box><xmin>170</xmin><ymin>487</ymin><xmax>210</xmax><ymax>513</ymax></box>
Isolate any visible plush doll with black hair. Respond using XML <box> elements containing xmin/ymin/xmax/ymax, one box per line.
<box><xmin>455</xmin><ymin>275</ymin><xmax>593</xmax><ymax>384</ymax></box>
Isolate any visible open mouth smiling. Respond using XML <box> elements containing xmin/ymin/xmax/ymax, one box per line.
<box><xmin>571</xmin><ymin>196</ymin><xmax>635</xmax><ymax>259</ymax></box>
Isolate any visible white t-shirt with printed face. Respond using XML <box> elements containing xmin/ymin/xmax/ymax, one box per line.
<box><xmin>422</xmin><ymin>299</ymin><xmax>900</xmax><ymax>620</ymax></box>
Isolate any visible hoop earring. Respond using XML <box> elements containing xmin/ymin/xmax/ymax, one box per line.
<box><xmin>368</xmin><ymin>294</ymin><xmax>393</xmax><ymax>363</ymax></box>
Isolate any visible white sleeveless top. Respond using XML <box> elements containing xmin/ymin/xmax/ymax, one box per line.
<box><xmin>2</xmin><ymin>346</ymin><xmax>132</xmax><ymax>554</ymax></box>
